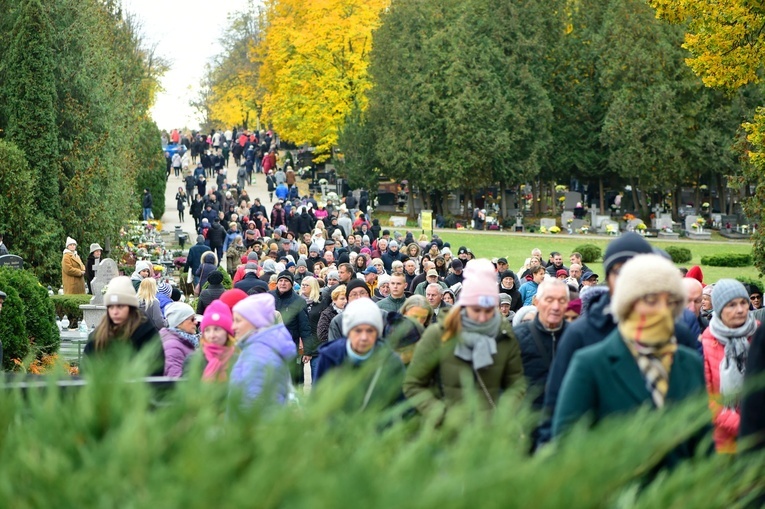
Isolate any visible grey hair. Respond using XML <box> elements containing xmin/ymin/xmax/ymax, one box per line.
<box><xmin>426</xmin><ymin>283</ymin><xmax>444</xmax><ymax>295</ymax></box>
<box><xmin>536</xmin><ymin>278</ymin><xmax>570</xmax><ymax>301</ymax></box>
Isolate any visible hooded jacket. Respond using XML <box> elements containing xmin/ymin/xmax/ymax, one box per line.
<box><xmin>160</xmin><ymin>327</ymin><xmax>197</xmax><ymax>378</ymax></box>
<box><xmin>229</xmin><ymin>324</ymin><xmax>296</xmax><ymax>407</ymax></box>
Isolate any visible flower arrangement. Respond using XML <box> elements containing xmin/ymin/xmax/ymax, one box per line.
<box><xmin>691</xmin><ymin>223</ymin><xmax>700</xmax><ymax>230</ymax></box>
<box><xmin>558</xmin><ymin>196</ymin><xmax>566</xmax><ymax>203</ymax></box>
<box><xmin>606</xmin><ymin>224</ymin><xmax>618</xmax><ymax>235</ymax></box>
<box><xmin>539</xmin><ymin>226</ymin><xmax>548</xmax><ymax>234</ymax></box>
<box><xmin>697</xmin><ymin>217</ymin><xmax>705</xmax><ymax>226</ymax></box>
<box><xmin>636</xmin><ymin>223</ymin><xmax>647</xmax><ymax>230</ymax></box>
<box><xmin>549</xmin><ymin>226</ymin><xmax>561</xmax><ymax>234</ymax></box>
<box><xmin>566</xmin><ymin>218</ymin><xmax>573</xmax><ymax>226</ymax></box>
<box><xmin>662</xmin><ymin>226</ymin><xmax>674</xmax><ymax>233</ymax></box>
<box><xmin>623</xmin><ymin>213</ymin><xmax>635</xmax><ymax>222</ymax></box>
<box><xmin>578</xmin><ymin>225</ymin><xmax>590</xmax><ymax>234</ymax></box>
<box><xmin>741</xmin><ymin>225</ymin><xmax>749</xmax><ymax>234</ymax></box>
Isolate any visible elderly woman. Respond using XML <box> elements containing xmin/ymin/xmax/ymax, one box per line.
<box><xmin>314</xmin><ymin>298</ymin><xmax>405</xmax><ymax>411</ymax></box>
<box><xmin>701</xmin><ymin>279</ymin><xmax>758</xmax><ymax>453</ymax></box>
<box><xmin>404</xmin><ymin>259</ymin><xmax>525</xmax><ymax>424</ymax></box>
<box><xmin>553</xmin><ymin>254</ymin><xmax>705</xmax><ymax>464</ymax></box>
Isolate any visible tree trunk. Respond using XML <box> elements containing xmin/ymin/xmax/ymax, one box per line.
<box><xmin>599</xmin><ymin>177</ymin><xmax>605</xmax><ymax>214</ymax></box>
<box><xmin>408</xmin><ymin>185</ymin><xmax>416</xmax><ymax>218</ymax></box>
<box><xmin>463</xmin><ymin>188</ymin><xmax>471</xmax><ymax>218</ymax></box>
<box><xmin>499</xmin><ymin>181</ymin><xmax>507</xmax><ymax>220</ymax></box>
<box><xmin>629</xmin><ymin>177</ymin><xmax>640</xmax><ymax>214</ymax></box>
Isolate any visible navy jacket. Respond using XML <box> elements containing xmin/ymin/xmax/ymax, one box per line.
<box><xmin>270</xmin><ymin>289</ymin><xmax>311</xmax><ymax>349</ymax></box>
<box><xmin>514</xmin><ymin>316</ymin><xmax>568</xmax><ymax>410</ymax></box>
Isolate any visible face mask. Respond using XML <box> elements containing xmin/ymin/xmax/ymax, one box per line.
<box><xmin>618</xmin><ymin>308</ymin><xmax>674</xmax><ymax>345</ymax></box>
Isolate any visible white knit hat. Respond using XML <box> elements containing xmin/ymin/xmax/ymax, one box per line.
<box><xmin>342</xmin><ymin>298</ymin><xmax>383</xmax><ymax>337</ymax></box>
<box><xmin>104</xmin><ymin>276</ymin><xmax>139</xmax><ymax>308</ymax></box>
<box><xmin>611</xmin><ymin>254</ymin><xmax>685</xmax><ymax>321</ymax></box>
<box><xmin>65</xmin><ymin>237</ymin><xmax>77</xmax><ymax>248</ymax></box>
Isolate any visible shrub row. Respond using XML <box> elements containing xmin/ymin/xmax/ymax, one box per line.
<box><xmin>665</xmin><ymin>246</ymin><xmax>692</xmax><ymax>264</ymax></box>
<box><xmin>700</xmin><ymin>253</ymin><xmax>753</xmax><ymax>267</ymax></box>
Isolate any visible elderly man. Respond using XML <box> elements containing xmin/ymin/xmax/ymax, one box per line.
<box><xmin>425</xmin><ymin>282</ymin><xmax>451</xmax><ymax>324</ymax></box>
<box><xmin>363</xmin><ymin>266</ymin><xmax>379</xmax><ymax>294</ymax></box>
<box><xmin>514</xmin><ymin>279</ymin><xmax>570</xmax><ymax>412</ymax></box>
<box><xmin>234</xmin><ymin>262</ymin><xmax>269</xmax><ymax>294</ymax></box>
<box><xmin>580</xmin><ymin>270</ymin><xmax>599</xmax><ymax>287</ymax></box>
<box><xmin>567</xmin><ymin>263</ymin><xmax>582</xmax><ymax>287</ymax></box>
<box><xmin>409</xmin><ymin>261</ymin><xmax>435</xmax><ymax>293</ymax></box>
<box><xmin>415</xmin><ymin>268</ymin><xmax>447</xmax><ymax>296</ymax></box>
<box><xmin>681</xmin><ymin>278</ymin><xmax>704</xmax><ymax>339</ymax></box>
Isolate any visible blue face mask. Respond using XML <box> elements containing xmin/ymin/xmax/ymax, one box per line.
<box><xmin>345</xmin><ymin>339</ymin><xmax>374</xmax><ymax>364</ymax></box>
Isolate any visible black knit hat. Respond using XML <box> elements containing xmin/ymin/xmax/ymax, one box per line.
<box><xmin>277</xmin><ymin>270</ymin><xmax>294</xmax><ymax>284</ymax></box>
<box><xmin>603</xmin><ymin>232</ymin><xmax>653</xmax><ymax>276</ymax></box>
<box><xmin>207</xmin><ymin>270</ymin><xmax>224</xmax><ymax>285</ymax></box>
<box><xmin>345</xmin><ymin>278</ymin><xmax>371</xmax><ymax>299</ymax></box>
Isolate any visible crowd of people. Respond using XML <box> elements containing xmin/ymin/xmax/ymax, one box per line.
<box><xmin>82</xmin><ymin>216</ymin><xmax>765</xmax><ymax>460</ymax></box>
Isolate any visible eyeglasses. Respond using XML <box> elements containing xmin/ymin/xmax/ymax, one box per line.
<box><xmin>750</xmin><ymin>295</ymin><xmax>762</xmax><ymax>301</ymax></box>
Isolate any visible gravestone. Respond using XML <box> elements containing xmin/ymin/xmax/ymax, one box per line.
<box><xmin>654</xmin><ymin>216</ymin><xmax>673</xmax><ymax>230</ymax></box>
<box><xmin>684</xmin><ymin>215</ymin><xmax>699</xmax><ymax>232</ymax></box>
<box><xmin>627</xmin><ymin>218</ymin><xmax>644</xmax><ymax>231</ymax></box>
<box><xmin>563</xmin><ymin>192</ymin><xmax>582</xmax><ymax>211</ymax></box>
<box><xmin>0</xmin><ymin>254</ymin><xmax>23</xmax><ymax>270</ymax></box>
<box><xmin>572</xmin><ymin>219</ymin><xmax>586</xmax><ymax>231</ymax></box>
<box><xmin>721</xmin><ymin>215</ymin><xmax>738</xmax><ymax>230</ymax></box>
<box><xmin>711</xmin><ymin>213</ymin><xmax>722</xmax><ymax>228</ymax></box>
<box><xmin>561</xmin><ymin>211</ymin><xmax>575</xmax><ymax>225</ymax></box>
<box><xmin>88</xmin><ymin>258</ymin><xmax>119</xmax><ymax>306</ymax></box>
<box><xmin>591</xmin><ymin>212</ymin><xmax>611</xmax><ymax>230</ymax></box>
<box><xmin>600</xmin><ymin>219</ymin><xmax>619</xmax><ymax>234</ymax></box>
<box><xmin>82</xmin><ymin>258</ymin><xmax>119</xmax><ymax>328</ymax></box>
<box><xmin>540</xmin><ymin>218</ymin><xmax>557</xmax><ymax>230</ymax></box>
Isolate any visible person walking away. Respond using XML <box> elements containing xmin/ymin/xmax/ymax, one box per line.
<box><xmin>403</xmin><ymin>259</ymin><xmax>525</xmax><ymax>425</ymax></box>
<box><xmin>83</xmin><ymin>276</ymin><xmax>164</xmax><ymax>376</ymax></box>
<box><xmin>701</xmin><ymin>279</ymin><xmax>758</xmax><ymax>453</ymax></box>
<box><xmin>62</xmin><ymin>237</ymin><xmax>86</xmax><ymax>295</ymax></box>
<box><xmin>142</xmin><ymin>188</ymin><xmax>153</xmax><ymax>220</ymax></box>
<box><xmin>175</xmin><ymin>187</ymin><xmax>187</xmax><ymax>222</ymax></box>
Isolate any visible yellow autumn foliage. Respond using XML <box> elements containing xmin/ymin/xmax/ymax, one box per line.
<box><xmin>650</xmin><ymin>0</ymin><xmax>765</xmax><ymax>90</ymax></box>
<box><xmin>259</xmin><ymin>0</ymin><xmax>389</xmax><ymax>161</ymax></box>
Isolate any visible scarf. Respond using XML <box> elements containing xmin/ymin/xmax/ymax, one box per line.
<box><xmin>619</xmin><ymin>310</ymin><xmax>677</xmax><ymax>408</ymax></box>
<box><xmin>332</xmin><ymin>303</ymin><xmax>344</xmax><ymax>314</ymax></box>
<box><xmin>454</xmin><ymin>308</ymin><xmax>501</xmax><ymax>370</ymax></box>
<box><xmin>169</xmin><ymin>327</ymin><xmax>201</xmax><ymax>349</ymax></box>
<box><xmin>346</xmin><ymin>339</ymin><xmax>374</xmax><ymax>364</ymax></box>
<box><xmin>202</xmin><ymin>342</ymin><xmax>235</xmax><ymax>381</ymax></box>
<box><xmin>708</xmin><ymin>313</ymin><xmax>756</xmax><ymax>397</ymax></box>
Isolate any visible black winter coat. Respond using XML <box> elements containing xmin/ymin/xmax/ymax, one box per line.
<box><xmin>270</xmin><ymin>289</ymin><xmax>311</xmax><ymax>349</ymax></box>
<box><xmin>513</xmin><ymin>316</ymin><xmax>568</xmax><ymax>409</ymax></box>
<box><xmin>207</xmin><ymin>223</ymin><xmax>227</xmax><ymax>247</ymax></box>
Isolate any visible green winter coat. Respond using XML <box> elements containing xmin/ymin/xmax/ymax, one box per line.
<box><xmin>403</xmin><ymin>318</ymin><xmax>525</xmax><ymax>423</ymax></box>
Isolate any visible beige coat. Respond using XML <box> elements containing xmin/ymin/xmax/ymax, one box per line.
<box><xmin>62</xmin><ymin>250</ymin><xmax>86</xmax><ymax>294</ymax></box>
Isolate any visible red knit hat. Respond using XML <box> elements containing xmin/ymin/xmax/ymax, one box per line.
<box><xmin>219</xmin><ymin>289</ymin><xmax>248</xmax><ymax>310</ymax></box>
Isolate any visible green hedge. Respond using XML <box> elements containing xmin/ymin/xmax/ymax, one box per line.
<box><xmin>665</xmin><ymin>246</ymin><xmax>692</xmax><ymax>264</ymax></box>
<box><xmin>50</xmin><ymin>294</ymin><xmax>92</xmax><ymax>326</ymax></box>
<box><xmin>0</xmin><ymin>268</ymin><xmax>58</xmax><ymax>369</ymax></box>
<box><xmin>573</xmin><ymin>244</ymin><xmax>602</xmax><ymax>263</ymax></box>
<box><xmin>700</xmin><ymin>253</ymin><xmax>753</xmax><ymax>267</ymax></box>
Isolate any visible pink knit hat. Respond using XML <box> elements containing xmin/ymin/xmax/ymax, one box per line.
<box><xmin>200</xmin><ymin>300</ymin><xmax>234</xmax><ymax>336</ymax></box>
<box><xmin>457</xmin><ymin>258</ymin><xmax>499</xmax><ymax>308</ymax></box>
<box><xmin>233</xmin><ymin>294</ymin><xmax>276</xmax><ymax>330</ymax></box>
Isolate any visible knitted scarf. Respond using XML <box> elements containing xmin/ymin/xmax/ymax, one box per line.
<box><xmin>169</xmin><ymin>327</ymin><xmax>201</xmax><ymax>349</ymax></box>
<box><xmin>708</xmin><ymin>313</ymin><xmax>756</xmax><ymax>397</ymax></box>
<box><xmin>454</xmin><ymin>309</ymin><xmax>501</xmax><ymax>370</ymax></box>
<box><xmin>202</xmin><ymin>343</ymin><xmax>235</xmax><ymax>381</ymax></box>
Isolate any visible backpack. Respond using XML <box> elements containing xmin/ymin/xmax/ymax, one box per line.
<box><xmin>238</xmin><ymin>166</ymin><xmax>247</xmax><ymax>178</ymax></box>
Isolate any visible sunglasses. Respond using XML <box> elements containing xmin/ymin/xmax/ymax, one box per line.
<box><xmin>750</xmin><ymin>295</ymin><xmax>762</xmax><ymax>300</ymax></box>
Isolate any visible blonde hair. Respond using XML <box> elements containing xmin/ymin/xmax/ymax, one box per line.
<box><xmin>331</xmin><ymin>284</ymin><xmax>347</xmax><ymax>302</ymax></box>
<box><xmin>137</xmin><ymin>277</ymin><xmax>158</xmax><ymax>305</ymax></box>
<box><xmin>301</xmin><ymin>276</ymin><xmax>321</xmax><ymax>302</ymax></box>
<box><xmin>441</xmin><ymin>305</ymin><xmax>463</xmax><ymax>342</ymax></box>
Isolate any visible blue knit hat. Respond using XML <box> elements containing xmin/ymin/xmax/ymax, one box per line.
<box><xmin>712</xmin><ymin>279</ymin><xmax>749</xmax><ymax>315</ymax></box>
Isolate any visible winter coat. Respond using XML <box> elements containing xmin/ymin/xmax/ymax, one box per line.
<box><xmin>142</xmin><ymin>192</ymin><xmax>153</xmax><ymax>209</ymax></box>
<box><xmin>234</xmin><ymin>272</ymin><xmax>269</xmax><ymax>295</ymax></box>
<box><xmin>197</xmin><ymin>283</ymin><xmax>226</xmax><ymax>315</ymax></box>
<box><xmin>376</xmin><ymin>295</ymin><xmax>407</xmax><ymax>314</ymax></box>
<box><xmin>85</xmin><ymin>254</ymin><xmax>100</xmax><ymax>294</ymax></box>
<box><xmin>229</xmin><ymin>324</ymin><xmax>296</xmax><ymax>407</ymax></box>
<box><xmin>740</xmin><ymin>324</ymin><xmax>765</xmax><ymax>452</ymax></box>
<box><xmin>518</xmin><ymin>281</ymin><xmax>539</xmax><ymax>306</ymax></box>
<box><xmin>543</xmin><ymin>292</ymin><xmax>702</xmax><ymax>421</ymax></box>
<box><xmin>314</xmin><ymin>339</ymin><xmax>406</xmax><ymax>411</ymax></box>
<box><xmin>270</xmin><ymin>289</ymin><xmax>311</xmax><ymax>349</ymax></box>
<box><xmin>304</xmin><ymin>299</ymin><xmax>323</xmax><ymax>356</ymax></box>
<box><xmin>514</xmin><ymin>316</ymin><xmax>568</xmax><ymax>410</ymax></box>
<box><xmin>207</xmin><ymin>222</ymin><xmax>227</xmax><ymax>247</ymax></box>
<box><xmin>552</xmin><ymin>329</ymin><xmax>705</xmax><ymax>469</ymax></box>
<box><xmin>499</xmin><ymin>286</ymin><xmax>523</xmax><ymax>312</ymax></box>
<box><xmin>159</xmin><ymin>328</ymin><xmax>197</xmax><ymax>378</ymax></box>
<box><xmin>83</xmin><ymin>320</ymin><xmax>164</xmax><ymax>376</ymax></box>
<box><xmin>317</xmin><ymin>305</ymin><xmax>339</xmax><ymax>344</ymax></box>
<box><xmin>701</xmin><ymin>325</ymin><xmax>755</xmax><ymax>453</ymax></box>
<box><xmin>184</xmin><ymin>241</ymin><xmax>211</xmax><ymax>275</ymax></box>
<box><xmin>62</xmin><ymin>250</ymin><xmax>86</xmax><ymax>294</ymax></box>
<box><xmin>140</xmin><ymin>299</ymin><xmax>166</xmax><ymax>331</ymax></box>
<box><xmin>403</xmin><ymin>318</ymin><xmax>525</xmax><ymax>423</ymax></box>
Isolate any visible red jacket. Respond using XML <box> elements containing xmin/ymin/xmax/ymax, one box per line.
<box><xmin>701</xmin><ymin>326</ymin><xmax>754</xmax><ymax>453</ymax></box>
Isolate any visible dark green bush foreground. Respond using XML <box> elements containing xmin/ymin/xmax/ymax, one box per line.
<box><xmin>665</xmin><ymin>246</ymin><xmax>692</xmax><ymax>264</ymax></box>
<box><xmin>701</xmin><ymin>253</ymin><xmax>753</xmax><ymax>267</ymax></box>
<box><xmin>0</xmin><ymin>352</ymin><xmax>763</xmax><ymax>508</ymax></box>
<box><xmin>573</xmin><ymin>244</ymin><xmax>602</xmax><ymax>263</ymax></box>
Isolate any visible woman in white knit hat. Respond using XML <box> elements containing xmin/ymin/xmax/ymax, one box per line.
<box><xmin>83</xmin><ymin>276</ymin><xmax>164</xmax><ymax>376</ymax></box>
<box><xmin>61</xmin><ymin>237</ymin><xmax>86</xmax><ymax>295</ymax></box>
<box><xmin>553</xmin><ymin>254</ymin><xmax>705</xmax><ymax>465</ymax></box>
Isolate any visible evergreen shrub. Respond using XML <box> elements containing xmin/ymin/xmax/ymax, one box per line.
<box><xmin>573</xmin><ymin>244</ymin><xmax>602</xmax><ymax>263</ymax></box>
<box><xmin>665</xmin><ymin>246</ymin><xmax>692</xmax><ymax>264</ymax></box>
<box><xmin>700</xmin><ymin>253</ymin><xmax>753</xmax><ymax>267</ymax></box>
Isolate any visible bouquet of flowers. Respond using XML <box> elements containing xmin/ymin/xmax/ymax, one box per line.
<box><xmin>549</xmin><ymin>226</ymin><xmax>561</xmax><ymax>234</ymax></box>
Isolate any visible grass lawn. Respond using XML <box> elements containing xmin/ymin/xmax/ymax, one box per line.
<box><xmin>418</xmin><ymin>229</ymin><xmax>760</xmax><ymax>284</ymax></box>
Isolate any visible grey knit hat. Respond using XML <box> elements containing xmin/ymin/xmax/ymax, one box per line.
<box><xmin>165</xmin><ymin>303</ymin><xmax>196</xmax><ymax>329</ymax></box>
<box><xmin>342</xmin><ymin>298</ymin><xmax>383</xmax><ymax>337</ymax></box>
<box><xmin>104</xmin><ymin>276</ymin><xmax>139</xmax><ymax>308</ymax></box>
<box><xmin>712</xmin><ymin>279</ymin><xmax>749</xmax><ymax>315</ymax></box>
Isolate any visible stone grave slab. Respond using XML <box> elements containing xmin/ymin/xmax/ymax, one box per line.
<box><xmin>89</xmin><ymin>258</ymin><xmax>119</xmax><ymax>306</ymax></box>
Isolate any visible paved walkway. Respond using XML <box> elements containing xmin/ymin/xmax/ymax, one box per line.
<box><xmin>160</xmin><ymin>157</ymin><xmax>275</xmax><ymax>242</ymax></box>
